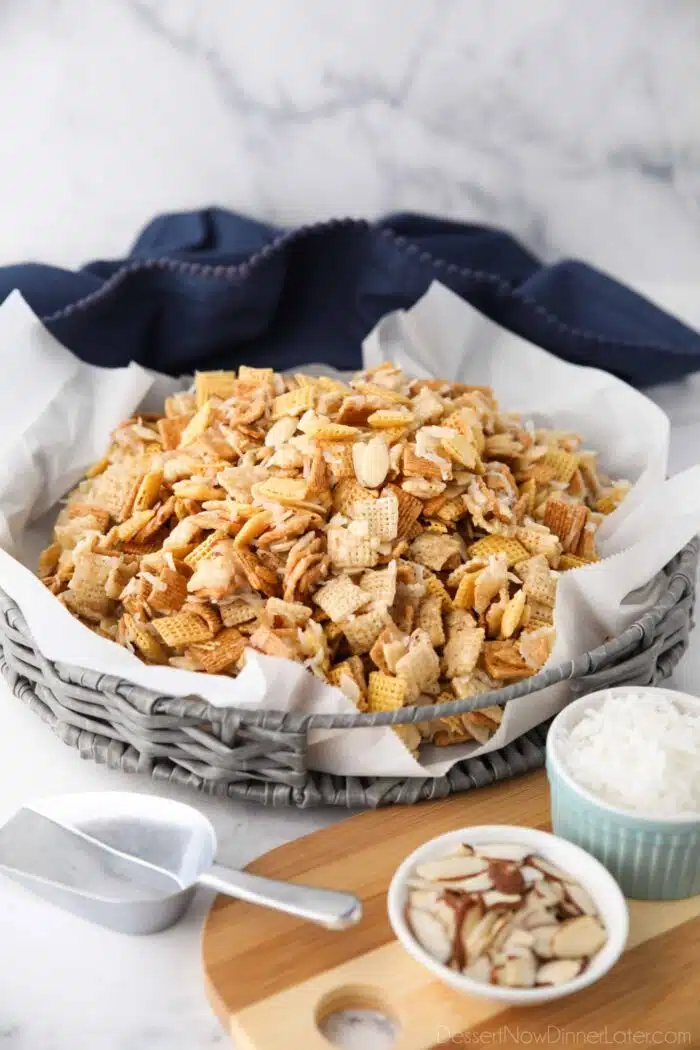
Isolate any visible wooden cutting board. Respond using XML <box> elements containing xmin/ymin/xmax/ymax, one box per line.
<box><xmin>201</xmin><ymin>771</ymin><xmax>700</xmax><ymax>1049</ymax></box>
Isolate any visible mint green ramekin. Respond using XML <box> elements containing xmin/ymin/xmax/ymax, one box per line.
<box><xmin>546</xmin><ymin>686</ymin><xmax>700</xmax><ymax>900</ymax></box>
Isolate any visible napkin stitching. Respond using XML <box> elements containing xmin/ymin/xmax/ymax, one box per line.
<box><xmin>38</xmin><ymin>218</ymin><xmax>680</xmax><ymax>356</ymax></box>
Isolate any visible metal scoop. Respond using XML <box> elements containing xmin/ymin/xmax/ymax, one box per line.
<box><xmin>0</xmin><ymin>791</ymin><xmax>362</xmax><ymax>935</ymax></box>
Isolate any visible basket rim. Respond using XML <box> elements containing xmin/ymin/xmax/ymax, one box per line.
<box><xmin>4</xmin><ymin>536</ymin><xmax>694</xmax><ymax>735</ymax></box>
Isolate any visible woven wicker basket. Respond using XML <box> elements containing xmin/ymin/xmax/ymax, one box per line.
<box><xmin>0</xmin><ymin>537</ymin><xmax>696</xmax><ymax>809</ymax></box>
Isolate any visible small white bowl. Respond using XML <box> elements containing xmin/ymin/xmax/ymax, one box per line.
<box><xmin>387</xmin><ymin>824</ymin><xmax>629</xmax><ymax>1006</ymax></box>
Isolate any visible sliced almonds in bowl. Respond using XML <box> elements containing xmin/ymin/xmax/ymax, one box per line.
<box><xmin>407</xmin><ymin>842</ymin><xmax>607</xmax><ymax>987</ymax></box>
<box><xmin>387</xmin><ymin>825</ymin><xmax>628</xmax><ymax>1006</ymax></box>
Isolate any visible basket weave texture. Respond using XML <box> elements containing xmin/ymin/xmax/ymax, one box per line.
<box><xmin>1</xmin><ymin>537</ymin><xmax>696</xmax><ymax>808</ymax></box>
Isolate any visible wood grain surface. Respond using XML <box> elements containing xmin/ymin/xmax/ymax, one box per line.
<box><xmin>202</xmin><ymin>771</ymin><xmax>700</xmax><ymax>1049</ymax></box>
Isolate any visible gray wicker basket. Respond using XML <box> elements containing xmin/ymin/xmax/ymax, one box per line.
<box><xmin>0</xmin><ymin>537</ymin><xmax>696</xmax><ymax>809</ymax></box>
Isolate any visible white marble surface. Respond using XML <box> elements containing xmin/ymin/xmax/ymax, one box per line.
<box><xmin>0</xmin><ymin>0</ymin><xmax>699</xmax><ymax>282</ymax></box>
<box><xmin>0</xmin><ymin>1</ymin><xmax>699</xmax><ymax>1046</ymax></box>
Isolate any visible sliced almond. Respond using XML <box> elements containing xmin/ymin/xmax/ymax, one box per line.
<box><xmin>482</xmin><ymin>890</ymin><xmax>523</xmax><ymax>910</ymax></box>
<box><xmin>490</xmin><ymin>914</ymin><xmax>517</xmax><ymax>954</ymax></box>
<box><xmin>551</xmin><ymin>916</ymin><xmax>607</xmax><ymax>959</ymax></box>
<box><xmin>520</xmin><ymin>907</ymin><xmax>558</xmax><ymax>931</ymax></box>
<box><xmin>559</xmin><ymin>899</ymin><xmax>582</xmax><ymax>918</ymax></box>
<box><xmin>464</xmin><ymin>911</ymin><xmax>509</xmax><ymax>963</ymax></box>
<box><xmin>475</xmin><ymin>843</ymin><xmax>531</xmax><ymax>862</ymax></box>
<box><xmin>500</xmin><ymin>942</ymin><xmax>535</xmax><ymax>962</ymax></box>
<box><xmin>564</xmin><ymin>882</ymin><xmax>598</xmax><ymax>917</ymax></box>
<box><xmin>493</xmin><ymin>949</ymin><xmax>537</xmax><ymax>988</ymax></box>
<box><xmin>446</xmin><ymin>843</ymin><xmax>475</xmax><ymax>857</ymax></box>
<box><xmin>503</xmin><ymin>928</ymin><xmax>535</xmax><ymax>952</ymax></box>
<box><xmin>463</xmin><ymin>955</ymin><xmax>492</xmax><ymax>983</ymax></box>
<box><xmin>536</xmin><ymin>958</ymin><xmax>584</xmax><ymax>986</ymax></box>
<box><xmin>415</xmin><ymin>856</ymin><xmax>489</xmax><ymax>881</ymax></box>
<box><xmin>407</xmin><ymin>907</ymin><xmax>452</xmax><ymax>964</ymax></box>
<box><xmin>407</xmin><ymin>876</ymin><xmax>444</xmax><ymax>892</ymax></box>
<box><xmin>352</xmin><ymin>436</ymin><xmax>390</xmax><ymax>489</ymax></box>
<box><xmin>432</xmin><ymin>899</ymin><xmax>458</xmax><ymax>941</ymax></box>
<box><xmin>530</xmin><ymin>924</ymin><xmax>560</xmax><ymax>959</ymax></box>
<box><xmin>488</xmin><ymin>859</ymin><xmax>526</xmax><ymax>895</ymax></box>
<box><xmin>521</xmin><ymin>864</ymin><xmax>545</xmax><ymax>886</ymax></box>
<box><xmin>531</xmin><ymin>879</ymin><xmax>564</xmax><ymax>907</ymax></box>
<box><xmin>408</xmin><ymin>889</ymin><xmax>441</xmax><ymax>912</ymax></box>
<box><xmin>458</xmin><ymin>901</ymin><xmax>486</xmax><ymax>959</ymax></box>
<box><xmin>527</xmin><ymin>855</ymin><xmax>575</xmax><ymax>882</ymax></box>
<box><xmin>452</xmin><ymin>871</ymin><xmax>494</xmax><ymax>893</ymax></box>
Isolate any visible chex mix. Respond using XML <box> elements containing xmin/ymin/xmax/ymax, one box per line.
<box><xmin>37</xmin><ymin>364</ymin><xmax>629</xmax><ymax>756</ymax></box>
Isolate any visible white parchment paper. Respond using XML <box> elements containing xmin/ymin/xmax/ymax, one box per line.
<box><xmin>0</xmin><ymin>285</ymin><xmax>698</xmax><ymax>777</ymax></box>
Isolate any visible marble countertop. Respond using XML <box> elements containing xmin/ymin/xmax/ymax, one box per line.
<box><xmin>2</xmin><ymin>0</ymin><xmax>700</xmax><ymax>289</ymax></box>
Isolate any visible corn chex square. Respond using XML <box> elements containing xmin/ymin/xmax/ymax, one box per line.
<box><xmin>121</xmin><ymin>615</ymin><xmax>170</xmax><ymax>664</ymax></box>
<box><xmin>327</xmin><ymin>525</ymin><xmax>379</xmax><ymax>570</ymax></box>
<box><xmin>443</xmin><ymin>627</ymin><xmax>485</xmax><ymax>678</ymax></box>
<box><xmin>183</xmin><ymin>530</ymin><xmax>229</xmax><ymax>569</ymax></box>
<box><xmin>359</xmin><ymin>564</ymin><xmax>397</xmax><ymax>607</ymax></box>
<box><xmin>195</xmin><ymin>370</ymin><xmax>237</xmax><ymax>408</ymax></box>
<box><xmin>410</xmin><ymin>533</ymin><xmax>462</xmax><ymax>572</ymax></box>
<box><xmin>188</xmin><ymin>627</ymin><xmax>246</xmax><ymax>674</ymax></box>
<box><xmin>68</xmin><ymin>553</ymin><xmax>120</xmax><ymax>616</ymax></box>
<box><xmin>518</xmin><ymin>555</ymin><xmax>557</xmax><ymax>607</ymax></box>
<box><xmin>271</xmin><ymin>387</ymin><xmax>315</xmax><ymax>419</ymax></box>
<box><xmin>146</xmin><ymin>567</ymin><xmax>188</xmax><ymax>615</ymax></box>
<box><xmin>467</xmin><ymin>535</ymin><xmax>530</xmax><ymax>567</ymax></box>
<box><xmin>132</xmin><ymin>472</ymin><xmax>164</xmax><ymax>512</ymax></box>
<box><xmin>152</xmin><ymin>611</ymin><xmax>214</xmax><ymax>647</ymax></box>
<box><xmin>482</xmin><ymin>640</ymin><xmax>531</xmax><ymax>681</ymax></box>
<box><xmin>543</xmin><ymin>498</ymin><xmax>588</xmax><ymax>553</ymax></box>
<box><xmin>367</xmin><ymin>671</ymin><xmax>407</xmax><ymax>711</ymax></box>
<box><xmin>422</xmin><ymin>571</ymin><xmax>454</xmax><ymax>610</ymax></box>
<box><xmin>350</xmin><ymin>494</ymin><xmax>399</xmax><ymax>542</ymax></box>
<box><xmin>332</xmin><ymin>478</ymin><xmax>377</xmax><ymax>515</ymax></box>
<box><xmin>515</xmin><ymin>526</ymin><xmax>562</xmax><ymax>565</ymax></box>
<box><xmin>383</xmin><ymin>483</ymin><xmax>422</xmax><ymax>536</ymax></box>
<box><xmin>341</xmin><ymin>607</ymin><xmax>390</xmax><ymax>654</ymax></box>
<box><xmin>265</xmin><ymin>597</ymin><xmax>312</xmax><ymax>626</ymax></box>
<box><xmin>254</xmin><ymin>477</ymin><xmax>308</xmax><ymax>505</ymax></box>
<box><xmin>220</xmin><ymin>600</ymin><xmax>261</xmax><ymax>628</ymax></box>
<box><xmin>313</xmin><ymin>575</ymin><xmax>369</xmax><ymax>623</ymax></box>
<box><xmin>89</xmin><ymin>463</ymin><xmax>143</xmax><ymax>521</ymax></box>
<box><xmin>558</xmin><ymin>554</ymin><xmax>587</xmax><ymax>571</ymax></box>
<box><xmin>542</xmin><ymin>448</ymin><xmax>579</xmax><ymax>484</ymax></box>
<box><xmin>417</xmin><ymin>596</ymin><xmax>445</xmax><ymax>647</ymax></box>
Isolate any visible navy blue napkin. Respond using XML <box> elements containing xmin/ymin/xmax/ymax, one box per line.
<box><xmin>1</xmin><ymin>209</ymin><xmax>698</xmax><ymax>388</ymax></box>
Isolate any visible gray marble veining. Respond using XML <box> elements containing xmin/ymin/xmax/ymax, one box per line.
<box><xmin>0</xmin><ymin>0</ymin><xmax>698</xmax><ymax>279</ymax></box>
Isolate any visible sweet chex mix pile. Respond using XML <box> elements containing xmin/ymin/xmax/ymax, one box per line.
<box><xmin>38</xmin><ymin>363</ymin><xmax>629</xmax><ymax>756</ymax></box>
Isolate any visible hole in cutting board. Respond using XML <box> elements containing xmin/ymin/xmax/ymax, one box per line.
<box><xmin>316</xmin><ymin>985</ymin><xmax>400</xmax><ymax>1050</ymax></box>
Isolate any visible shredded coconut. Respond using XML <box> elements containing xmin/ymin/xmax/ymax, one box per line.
<box><xmin>559</xmin><ymin>695</ymin><xmax>700</xmax><ymax>817</ymax></box>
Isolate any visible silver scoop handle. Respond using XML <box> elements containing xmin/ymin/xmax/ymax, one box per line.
<box><xmin>198</xmin><ymin>864</ymin><xmax>362</xmax><ymax>930</ymax></box>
